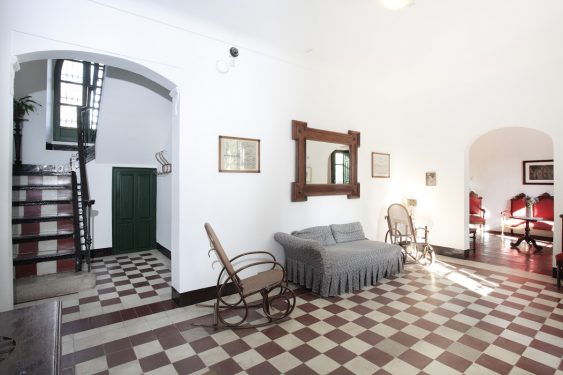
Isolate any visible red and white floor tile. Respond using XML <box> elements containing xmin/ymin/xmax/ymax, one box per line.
<box><xmin>18</xmin><ymin>251</ymin><xmax>563</xmax><ymax>375</ymax></box>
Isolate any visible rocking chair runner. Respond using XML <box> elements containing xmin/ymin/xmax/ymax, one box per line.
<box><xmin>200</xmin><ymin>223</ymin><xmax>296</xmax><ymax>328</ymax></box>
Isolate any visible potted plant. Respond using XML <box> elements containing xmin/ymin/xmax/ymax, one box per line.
<box><xmin>13</xmin><ymin>95</ymin><xmax>41</xmax><ymax>167</ymax></box>
<box><xmin>13</xmin><ymin>95</ymin><xmax>41</xmax><ymax>121</ymax></box>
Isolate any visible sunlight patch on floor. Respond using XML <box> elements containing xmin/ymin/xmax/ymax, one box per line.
<box><xmin>426</xmin><ymin>261</ymin><xmax>497</xmax><ymax>296</ymax></box>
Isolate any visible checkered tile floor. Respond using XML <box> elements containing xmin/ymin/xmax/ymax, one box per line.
<box><xmin>21</xmin><ymin>251</ymin><xmax>563</xmax><ymax>375</ymax></box>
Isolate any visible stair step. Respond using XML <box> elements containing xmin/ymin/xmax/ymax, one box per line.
<box><xmin>13</xmin><ymin>250</ymin><xmax>76</xmax><ymax>265</ymax></box>
<box><xmin>13</xmin><ymin>171</ymin><xmax>72</xmax><ymax>176</ymax></box>
<box><xmin>12</xmin><ymin>185</ymin><xmax>72</xmax><ymax>190</ymax></box>
<box><xmin>12</xmin><ymin>214</ymin><xmax>74</xmax><ymax>224</ymax></box>
<box><xmin>12</xmin><ymin>230</ymin><xmax>74</xmax><ymax>243</ymax></box>
<box><xmin>12</xmin><ymin>199</ymin><xmax>72</xmax><ymax>206</ymax></box>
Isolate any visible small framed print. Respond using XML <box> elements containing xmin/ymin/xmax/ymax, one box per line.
<box><xmin>523</xmin><ymin>160</ymin><xmax>553</xmax><ymax>185</ymax></box>
<box><xmin>219</xmin><ymin>136</ymin><xmax>260</xmax><ymax>173</ymax></box>
<box><xmin>372</xmin><ymin>152</ymin><xmax>390</xmax><ymax>178</ymax></box>
<box><xmin>426</xmin><ymin>172</ymin><xmax>436</xmax><ymax>186</ymax></box>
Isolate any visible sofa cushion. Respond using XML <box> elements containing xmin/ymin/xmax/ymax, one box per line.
<box><xmin>330</xmin><ymin>222</ymin><xmax>367</xmax><ymax>243</ymax></box>
<box><xmin>533</xmin><ymin>221</ymin><xmax>553</xmax><ymax>231</ymax></box>
<box><xmin>291</xmin><ymin>226</ymin><xmax>336</xmax><ymax>246</ymax></box>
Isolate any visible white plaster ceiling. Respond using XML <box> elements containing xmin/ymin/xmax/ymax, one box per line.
<box><xmin>107</xmin><ymin>0</ymin><xmax>563</xmax><ymax>74</ymax></box>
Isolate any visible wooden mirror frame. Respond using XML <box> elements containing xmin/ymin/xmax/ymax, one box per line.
<box><xmin>292</xmin><ymin>120</ymin><xmax>360</xmax><ymax>202</ymax></box>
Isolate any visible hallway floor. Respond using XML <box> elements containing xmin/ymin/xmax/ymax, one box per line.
<box><xmin>469</xmin><ymin>232</ymin><xmax>554</xmax><ymax>276</ymax></box>
<box><xmin>17</xmin><ymin>249</ymin><xmax>562</xmax><ymax>375</ymax></box>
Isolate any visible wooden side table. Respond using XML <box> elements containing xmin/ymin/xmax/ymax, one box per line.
<box><xmin>509</xmin><ymin>216</ymin><xmax>543</xmax><ymax>251</ymax></box>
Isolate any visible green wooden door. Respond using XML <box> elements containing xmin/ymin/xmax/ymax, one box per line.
<box><xmin>112</xmin><ymin>167</ymin><xmax>156</xmax><ymax>254</ymax></box>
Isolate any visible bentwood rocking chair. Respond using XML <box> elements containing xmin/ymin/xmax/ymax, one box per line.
<box><xmin>385</xmin><ymin>204</ymin><xmax>435</xmax><ymax>266</ymax></box>
<box><xmin>199</xmin><ymin>223</ymin><xmax>296</xmax><ymax>328</ymax></box>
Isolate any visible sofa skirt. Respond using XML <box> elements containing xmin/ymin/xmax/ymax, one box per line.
<box><xmin>286</xmin><ymin>255</ymin><xmax>404</xmax><ymax>297</ymax></box>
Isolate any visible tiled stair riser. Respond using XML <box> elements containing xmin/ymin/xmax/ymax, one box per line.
<box><xmin>13</xmin><ymin>173</ymin><xmax>76</xmax><ymax>279</ymax></box>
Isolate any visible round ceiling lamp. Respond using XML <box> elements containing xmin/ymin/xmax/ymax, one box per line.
<box><xmin>380</xmin><ymin>0</ymin><xmax>415</xmax><ymax>11</ymax></box>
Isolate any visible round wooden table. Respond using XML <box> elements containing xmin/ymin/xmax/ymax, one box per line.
<box><xmin>509</xmin><ymin>216</ymin><xmax>543</xmax><ymax>251</ymax></box>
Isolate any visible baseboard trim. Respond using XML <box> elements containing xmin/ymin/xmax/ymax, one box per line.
<box><xmin>172</xmin><ymin>283</ymin><xmax>236</xmax><ymax>307</ymax></box>
<box><xmin>432</xmin><ymin>244</ymin><xmax>471</xmax><ymax>259</ymax></box>
<box><xmin>487</xmin><ymin>230</ymin><xmax>553</xmax><ymax>242</ymax></box>
<box><xmin>156</xmin><ymin>243</ymin><xmax>171</xmax><ymax>259</ymax></box>
<box><xmin>89</xmin><ymin>247</ymin><xmax>112</xmax><ymax>258</ymax></box>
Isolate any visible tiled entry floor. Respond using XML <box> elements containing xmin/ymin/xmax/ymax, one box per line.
<box><xmin>19</xmin><ymin>251</ymin><xmax>563</xmax><ymax>375</ymax></box>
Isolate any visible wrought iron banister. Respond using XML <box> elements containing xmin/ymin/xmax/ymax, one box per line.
<box><xmin>70</xmin><ymin>171</ymin><xmax>83</xmax><ymax>271</ymax></box>
<box><xmin>76</xmin><ymin>107</ymin><xmax>95</xmax><ymax>271</ymax></box>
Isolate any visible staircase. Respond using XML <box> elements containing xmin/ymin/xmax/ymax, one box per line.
<box><xmin>12</xmin><ymin>170</ymin><xmax>83</xmax><ymax>279</ymax></box>
<box><xmin>12</xmin><ymin>103</ymin><xmax>96</xmax><ymax>299</ymax></box>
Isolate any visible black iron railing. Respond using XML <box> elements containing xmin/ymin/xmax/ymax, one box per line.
<box><xmin>76</xmin><ymin>107</ymin><xmax>95</xmax><ymax>271</ymax></box>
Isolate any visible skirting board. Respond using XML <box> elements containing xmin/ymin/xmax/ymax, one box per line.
<box><xmin>432</xmin><ymin>245</ymin><xmax>471</xmax><ymax>259</ymax></box>
<box><xmin>89</xmin><ymin>244</ymin><xmax>170</xmax><ymax>259</ymax></box>
<box><xmin>172</xmin><ymin>283</ymin><xmax>236</xmax><ymax>307</ymax></box>
<box><xmin>156</xmin><ymin>243</ymin><xmax>171</xmax><ymax>259</ymax></box>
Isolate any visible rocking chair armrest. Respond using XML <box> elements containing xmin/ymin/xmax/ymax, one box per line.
<box><xmin>233</xmin><ymin>260</ymin><xmax>285</xmax><ymax>276</ymax></box>
<box><xmin>229</xmin><ymin>251</ymin><xmax>276</xmax><ymax>263</ymax></box>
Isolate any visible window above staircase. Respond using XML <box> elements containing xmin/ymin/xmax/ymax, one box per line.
<box><xmin>53</xmin><ymin>59</ymin><xmax>105</xmax><ymax>143</ymax></box>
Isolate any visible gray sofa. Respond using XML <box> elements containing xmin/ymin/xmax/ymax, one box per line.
<box><xmin>274</xmin><ymin>222</ymin><xmax>404</xmax><ymax>297</ymax></box>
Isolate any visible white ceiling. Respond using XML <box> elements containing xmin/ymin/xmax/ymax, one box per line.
<box><xmin>118</xmin><ymin>0</ymin><xmax>563</xmax><ymax>74</ymax></box>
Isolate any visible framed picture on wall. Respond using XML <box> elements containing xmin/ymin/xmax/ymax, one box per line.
<box><xmin>372</xmin><ymin>152</ymin><xmax>390</xmax><ymax>178</ymax></box>
<box><xmin>219</xmin><ymin>136</ymin><xmax>260</xmax><ymax>173</ymax></box>
<box><xmin>523</xmin><ymin>159</ymin><xmax>553</xmax><ymax>185</ymax></box>
<box><xmin>426</xmin><ymin>172</ymin><xmax>436</xmax><ymax>186</ymax></box>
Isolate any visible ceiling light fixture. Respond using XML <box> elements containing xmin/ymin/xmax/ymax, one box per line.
<box><xmin>380</xmin><ymin>0</ymin><xmax>415</xmax><ymax>11</ymax></box>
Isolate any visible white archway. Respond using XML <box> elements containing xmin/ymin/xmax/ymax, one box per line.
<box><xmin>465</xmin><ymin>126</ymin><xmax>556</xmax><ymax>270</ymax></box>
<box><xmin>6</xmin><ymin>49</ymin><xmax>181</xmax><ymax>310</ymax></box>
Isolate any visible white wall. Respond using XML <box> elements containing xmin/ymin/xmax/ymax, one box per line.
<box><xmin>359</xmin><ymin>0</ymin><xmax>563</xmax><ymax>257</ymax></box>
<box><xmin>1</xmin><ymin>0</ymin><xmax>562</xmax><ymax>301</ymax></box>
<box><xmin>0</xmin><ymin>0</ymin><xmax>14</xmax><ymax>311</ymax></box>
<box><xmin>14</xmin><ymin>60</ymin><xmax>74</xmax><ymax>167</ymax></box>
<box><xmin>470</xmin><ymin>127</ymin><xmax>554</xmax><ymax>231</ymax></box>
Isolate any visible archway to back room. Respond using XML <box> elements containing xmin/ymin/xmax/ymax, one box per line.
<box><xmin>468</xmin><ymin>127</ymin><xmax>554</xmax><ymax>275</ymax></box>
<box><xmin>12</xmin><ymin>51</ymin><xmax>177</xmax><ymax>306</ymax></box>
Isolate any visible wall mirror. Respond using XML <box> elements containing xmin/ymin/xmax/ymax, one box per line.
<box><xmin>292</xmin><ymin>120</ymin><xmax>360</xmax><ymax>202</ymax></box>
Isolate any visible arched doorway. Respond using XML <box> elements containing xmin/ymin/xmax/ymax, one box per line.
<box><xmin>8</xmin><ymin>49</ymin><xmax>180</xmax><ymax>308</ymax></box>
<box><xmin>468</xmin><ymin>127</ymin><xmax>554</xmax><ymax>275</ymax></box>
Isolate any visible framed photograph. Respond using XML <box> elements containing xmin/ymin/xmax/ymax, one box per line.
<box><xmin>372</xmin><ymin>152</ymin><xmax>390</xmax><ymax>178</ymax></box>
<box><xmin>219</xmin><ymin>136</ymin><xmax>260</xmax><ymax>173</ymax></box>
<box><xmin>426</xmin><ymin>172</ymin><xmax>436</xmax><ymax>186</ymax></box>
<box><xmin>523</xmin><ymin>159</ymin><xmax>553</xmax><ymax>185</ymax></box>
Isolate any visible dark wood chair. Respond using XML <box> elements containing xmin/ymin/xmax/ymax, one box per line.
<box><xmin>557</xmin><ymin>215</ymin><xmax>563</xmax><ymax>290</ymax></box>
<box><xmin>199</xmin><ymin>223</ymin><xmax>296</xmax><ymax>328</ymax></box>
<box><xmin>469</xmin><ymin>191</ymin><xmax>486</xmax><ymax>231</ymax></box>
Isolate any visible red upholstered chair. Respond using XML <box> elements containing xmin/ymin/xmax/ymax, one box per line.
<box><xmin>510</xmin><ymin>193</ymin><xmax>527</xmax><ymax>217</ymax></box>
<box><xmin>501</xmin><ymin>193</ymin><xmax>527</xmax><ymax>235</ymax></box>
<box><xmin>532</xmin><ymin>193</ymin><xmax>554</xmax><ymax>232</ymax></box>
<box><xmin>469</xmin><ymin>191</ymin><xmax>486</xmax><ymax>231</ymax></box>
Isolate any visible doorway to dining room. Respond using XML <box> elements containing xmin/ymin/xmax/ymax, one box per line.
<box><xmin>468</xmin><ymin>127</ymin><xmax>554</xmax><ymax>275</ymax></box>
